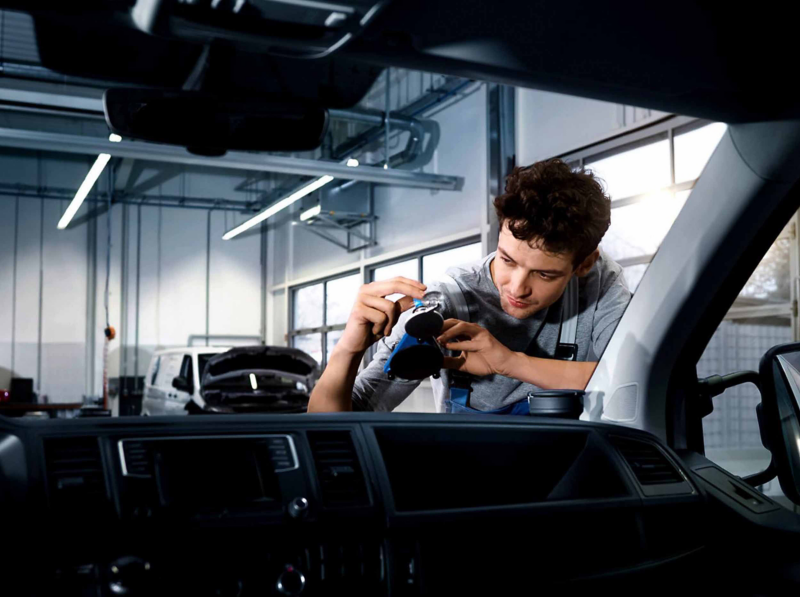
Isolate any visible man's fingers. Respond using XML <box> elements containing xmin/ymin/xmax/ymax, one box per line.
<box><xmin>440</xmin><ymin>318</ymin><xmax>462</xmax><ymax>332</ymax></box>
<box><xmin>357</xmin><ymin>304</ymin><xmax>389</xmax><ymax>338</ymax></box>
<box><xmin>441</xmin><ymin>340</ymin><xmax>478</xmax><ymax>352</ymax></box>
<box><xmin>367</xmin><ymin>279</ymin><xmax>427</xmax><ymax>300</ymax></box>
<box><xmin>361</xmin><ymin>294</ymin><xmax>395</xmax><ymax>318</ymax></box>
<box><xmin>385</xmin><ymin>299</ymin><xmax>402</xmax><ymax>336</ymax></box>
<box><xmin>359</xmin><ymin>295</ymin><xmax>396</xmax><ymax>337</ymax></box>
<box><xmin>390</xmin><ymin>276</ymin><xmax>427</xmax><ymax>291</ymax></box>
<box><xmin>396</xmin><ymin>295</ymin><xmax>418</xmax><ymax>313</ymax></box>
<box><xmin>442</xmin><ymin>354</ymin><xmax>467</xmax><ymax>370</ymax></box>
<box><xmin>437</xmin><ymin>322</ymin><xmax>473</xmax><ymax>345</ymax></box>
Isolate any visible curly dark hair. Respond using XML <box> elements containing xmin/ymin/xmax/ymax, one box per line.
<box><xmin>493</xmin><ymin>159</ymin><xmax>611</xmax><ymax>266</ymax></box>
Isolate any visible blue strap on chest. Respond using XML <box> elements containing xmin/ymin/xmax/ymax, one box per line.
<box><xmin>449</xmin><ymin>386</ymin><xmax>472</xmax><ymax>406</ymax></box>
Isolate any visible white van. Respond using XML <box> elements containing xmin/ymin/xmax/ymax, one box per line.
<box><xmin>142</xmin><ymin>346</ymin><xmax>231</xmax><ymax>416</ymax></box>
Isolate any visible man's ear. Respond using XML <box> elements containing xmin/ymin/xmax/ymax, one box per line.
<box><xmin>574</xmin><ymin>249</ymin><xmax>600</xmax><ymax>277</ymax></box>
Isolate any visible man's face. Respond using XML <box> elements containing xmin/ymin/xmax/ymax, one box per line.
<box><xmin>491</xmin><ymin>224</ymin><xmax>580</xmax><ymax>319</ymax></box>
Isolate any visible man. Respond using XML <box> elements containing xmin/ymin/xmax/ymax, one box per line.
<box><xmin>308</xmin><ymin>159</ymin><xmax>632</xmax><ymax>413</ymax></box>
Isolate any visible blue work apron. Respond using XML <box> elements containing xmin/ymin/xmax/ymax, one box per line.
<box><xmin>445</xmin><ymin>387</ymin><xmax>530</xmax><ymax>416</ymax></box>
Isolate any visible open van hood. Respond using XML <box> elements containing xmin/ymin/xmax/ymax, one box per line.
<box><xmin>199</xmin><ymin>346</ymin><xmax>319</xmax><ymax>414</ymax></box>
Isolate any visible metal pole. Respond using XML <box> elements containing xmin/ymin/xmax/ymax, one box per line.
<box><xmin>206</xmin><ymin>209</ymin><xmax>212</xmax><ymax>346</ymax></box>
<box><xmin>260</xmin><ymin>221</ymin><xmax>267</xmax><ymax>344</ymax></box>
<box><xmin>11</xmin><ymin>196</ymin><xmax>18</xmax><ymax>379</ymax></box>
<box><xmin>384</xmin><ymin>68</ymin><xmax>391</xmax><ymax>169</ymax></box>
<box><xmin>791</xmin><ymin>213</ymin><xmax>800</xmax><ymax>342</ymax></box>
<box><xmin>120</xmin><ymin>201</ymin><xmax>128</xmax><ymax>387</ymax></box>
<box><xmin>134</xmin><ymin>205</ymin><xmax>141</xmax><ymax>380</ymax></box>
<box><xmin>36</xmin><ymin>159</ymin><xmax>44</xmax><ymax>396</ymax></box>
<box><xmin>85</xmin><ymin>206</ymin><xmax>97</xmax><ymax>397</ymax></box>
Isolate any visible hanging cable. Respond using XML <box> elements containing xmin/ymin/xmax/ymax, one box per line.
<box><xmin>103</xmin><ymin>164</ymin><xmax>116</xmax><ymax>410</ymax></box>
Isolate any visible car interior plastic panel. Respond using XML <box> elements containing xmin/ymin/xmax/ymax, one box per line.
<box><xmin>1</xmin><ymin>412</ymin><xmax>799</xmax><ymax>595</ymax></box>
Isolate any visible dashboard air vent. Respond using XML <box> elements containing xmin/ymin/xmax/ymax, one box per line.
<box><xmin>610</xmin><ymin>437</ymin><xmax>683</xmax><ymax>486</ymax></box>
<box><xmin>45</xmin><ymin>437</ymin><xmax>106</xmax><ymax>510</ymax></box>
<box><xmin>121</xmin><ymin>440</ymin><xmax>152</xmax><ymax>477</ymax></box>
<box><xmin>307</xmin><ymin>431</ymin><xmax>368</xmax><ymax>508</ymax></box>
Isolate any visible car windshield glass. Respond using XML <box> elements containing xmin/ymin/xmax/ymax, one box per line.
<box><xmin>0</xmin><ymin>9</ymin><xmax>727</xmax><ymax>423</ymax></box>
<box><xmin>197</xmin><ymin>354</ymin><xmax>214</xmax><ymax>380</ymax></box>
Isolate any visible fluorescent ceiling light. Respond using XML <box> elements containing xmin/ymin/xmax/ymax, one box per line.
<box><xmin>300</xmin><ymin>204</ymin><xmax>321</xmax><ymax>222</ymax></box>
<box><xmin>346</xmin><ymin>158</ymin><xmax>359</xmax><ymax>167</ymax></box>
<box><xmin>108</xmin><ymin>133</ymin><xmax>122</xmax><ymax>143</ymax></box>
<box><xmin>222</xmin><ymin>175</ymin><xmax>334</xmax><ymax>240</ymax></box>
<box><xmin>57</xmin><ymin>153</ymin><xmax>111</xmax><ymax>230</ymax></box>
<box><xmin>249</xmin><ymin>373</ymin><xmax>258</xmax><ymax>390</ymax></box>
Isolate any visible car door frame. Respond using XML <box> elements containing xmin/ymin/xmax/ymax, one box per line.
<box><xmin>587</xmin><ymin>120</ymin><xmax>800</xmax><ymax>454</ymax></box>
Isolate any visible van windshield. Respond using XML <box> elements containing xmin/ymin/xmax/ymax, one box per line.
<box><xmin>0</xmin><ymin>8</ymin><xmax>730</xmax><ymax>422</ymax></box>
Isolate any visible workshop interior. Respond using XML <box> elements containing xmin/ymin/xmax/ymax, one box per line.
<box><xmin>2</xmin><ymin>1</ymin><xmax>800</xmax><ymax>595</ymax></box>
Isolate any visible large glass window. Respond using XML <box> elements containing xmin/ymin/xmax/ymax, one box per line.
<box><xmin>293</xmin><ymin>283</ymin><xmax>323</xmax><ymax>330</ymax></box>
<box><xmin>373</xmin><ymin>258</ymin><xmax>418</xmax><ymax>302</ymax></box>
<box><xmin>587</xmin><ymin>136</ymin><xmax>671</xmax><ymax>201</ymax></box>
<box><xmin>674</xmin><ymin>123</ymin><xmax>728</xmax><ymax>184</ymax></box>
<box><xmin>326</xmin><ymin>274</ymin><xmax>362</xmax><ymax>326</ymax></box>
<box><xmin>575</xmin><ymin>121</ymin><xmax>728</xmax><ymax>292</ymax></box>
<box><xmin>698</xmin><ymin>218</ymin><xmax>795</xmax><ymax>505</ymax></box>
<box><xmin>290</xmin><ymin>272</ymin><xmax>361</xmax><ymax>367</ymax></box>
<box><xmin>422</xmin><ymin>243</ymin><xmax>483</xmax><ymax>285</ymax></box>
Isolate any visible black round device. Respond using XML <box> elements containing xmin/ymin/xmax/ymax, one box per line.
<box><xmin>527</xmin><ymin>390</ymin><xmax>585</xmax><ymax>419</ymax></box>
<box><xmin>405</xmin><ymin>307</ymin><xmax>444</xmax><ymax>339</ymax></box>
<box><xmin>388</xmin><ymin>343</ymin><xmax>443</xmax><ymax>381</ymax></box>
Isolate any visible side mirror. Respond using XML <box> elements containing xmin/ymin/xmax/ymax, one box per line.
<box><xmin>172</xmin><ymin>376</ymin><xmax>193</xmax><ymax>394</ymax></box>
<box><xmin>758</xmin><ymin>342</ymin><xmax>800</xmax><ymax>504</ymax></box>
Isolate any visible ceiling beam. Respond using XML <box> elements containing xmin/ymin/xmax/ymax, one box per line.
<box><xmin>0</xmin><ymin>126</ymin><xmax>462</xmax><ymax>190</ymax></box>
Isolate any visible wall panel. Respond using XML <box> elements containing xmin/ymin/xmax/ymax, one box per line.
<box><xmin>0</xmin><ymin>198</ymin><xmax>16</xmax><ymax>388</ymax></box>
<box><xmin>40</xmin><ymin>199</ymin><xmax>87</xmax><ymax>403</ymax></box>
<box><xmin>208</xmin><ymin>210</ymin><xmax>262</xmax><ymax>342</ymax></box>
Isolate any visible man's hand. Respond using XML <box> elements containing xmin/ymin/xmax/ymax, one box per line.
<box><xmin>437</xmin><ymin>319</ymin><xmax>516</xmax><ymax>377</ymax></box>
<box><xmin>335</xmin><ymin>277</ymin><xmax>427</xmax><ymax>356</ymax></box>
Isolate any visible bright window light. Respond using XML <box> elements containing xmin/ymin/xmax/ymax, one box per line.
<box><xmin>346</xmin><ymin>158</ymin><xmax>359</xmax><ymax>167</ymax></box>
<box><xmin>108</xmin><ymin>133</ymin><xmax>122</xmax><ymax>143</ymax></box>
<box><xmin>249</xmin><ymin>373</ymin><xmax>258</xmax><ymax>390</ymax></box>
<box><xmin>586</xmin><ymin>139</ymin><xmax>670</xmax><ymax>201</ymax></box>
<box><xmin>222</xmin><ymin>176</ymin><xmax>334</xmax><ymax>240</ymax></box>
<box><xmin>300</xmin><ymin>204</ymin><xmax>321</xmax><ymax>221</ymax></box>
<box><xmin>57</xmin><ymin>153</ymin><xmax>112</xmax><ymax>230</ymax></box>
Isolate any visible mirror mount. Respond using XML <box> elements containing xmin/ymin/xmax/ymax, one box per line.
<box><xmin>696</xmin><ymin>370</ymin><xmax>761</xmax><ymax>419</ymax></box>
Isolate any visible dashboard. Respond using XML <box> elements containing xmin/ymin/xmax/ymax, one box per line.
<box><xmin>1</xmin><ymin>412</ymin><xmax>798</xmax><ymax>596</ymax></box>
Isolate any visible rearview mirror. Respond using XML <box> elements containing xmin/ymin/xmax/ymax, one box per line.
<box><xmin>758</xmin><ymin>343</ymin><xmax>800</xmax><ymax>504</ymax></box>
<box><xmin>103</xmin><ymin>88</ymin><xmax>329</xmax><ymax>156</ymax></box>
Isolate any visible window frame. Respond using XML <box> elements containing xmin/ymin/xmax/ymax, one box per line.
<box><xmin>562</xmin><ymin>115</ymin><xmax>800</xmax><ymax>476</ymax></box>
<box><xmin>288</xmin><ymin>269</ymin><xmax>361</xmax><ymax>368</ymax></box>
<box><xmin>560</xmin><ymin>115</ymin><xmax>797</xmax><ymax>327</ymax></box>
<box><xmin>366</xmin><ymin>236</ymin><xmax>482</xmax><ymax>287</ymax></box>
<box><xmin>564</xmin><ymin>120</ymin><xmax>697</xmax><ymax>278</ymax></box>
<box><xmin>149</xmin><ymin>356</ymin><xmax>161</xmax><ymax>386</ymax></box>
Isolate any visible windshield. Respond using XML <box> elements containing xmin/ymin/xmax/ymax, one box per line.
<box><xmin>0</xmin><ymin>8</ymin><xmax>731</xmax><ymax>424</ymax></box>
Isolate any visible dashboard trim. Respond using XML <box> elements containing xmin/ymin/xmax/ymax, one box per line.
<box><xmin>117</xmin><ymin>434</ymin><xmax>300</xmax><ymax>477</ymax></box>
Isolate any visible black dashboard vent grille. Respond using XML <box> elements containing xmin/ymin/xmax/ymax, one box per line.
<box><xmin>610</xmin><ymin>437</ymin><xmax>683</xmax><ymax>486</ymax></box>
<box><xmin>45</xmin><ymin>437</ymin><xmax>106</xmax><ymax>510</ymax></box>
<box><xmin>121</xmin><ymin>441</ymin><xmax>152</xmax><ymax>477</ymax></box>
<box><xmin>307</xmin><ymin>431</ymin><xmax>369</xmax><ymax>508</ymax></box>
